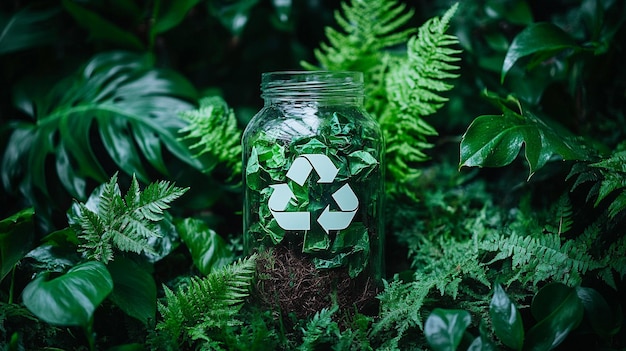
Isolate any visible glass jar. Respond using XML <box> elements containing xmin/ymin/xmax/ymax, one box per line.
<box><xmin>242</xmin><ymin>71</ymin><xmax>384</xmax><ymax>317</ymax></box>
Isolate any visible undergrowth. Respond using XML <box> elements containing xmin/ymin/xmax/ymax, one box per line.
<box><xmin>1</xmin><ymin>0</ymin><xmax>625</xmax><ymax>350</ymax></box>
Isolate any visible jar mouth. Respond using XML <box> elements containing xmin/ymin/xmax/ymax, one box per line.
<box><xmin>261</xmin><ymin>71</ymin><xmax>364</xmax><ymax>99</ymax></box>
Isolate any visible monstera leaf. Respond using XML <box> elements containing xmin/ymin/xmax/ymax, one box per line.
<box><xmin>2</xmin><ymin>52</ymin><xmax>201</xmax><ymax>208</ymax></box>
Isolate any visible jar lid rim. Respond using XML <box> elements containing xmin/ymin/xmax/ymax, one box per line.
<box><xmin>261</xmin><ymin>71</ymin><xmax>364</xmax><ymax>97</ymax></box>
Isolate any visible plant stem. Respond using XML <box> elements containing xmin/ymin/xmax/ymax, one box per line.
<box><xmin>84</xmin><ymin>318</ymin><xmax>96</xmax><ymax>351</ymax></box>
<box><xmin>8</xmin><ymin>266</ymin><xmax>16</xmax><ymax>304</ymax></box>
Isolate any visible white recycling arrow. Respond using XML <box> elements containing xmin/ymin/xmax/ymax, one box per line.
<box><xmin>271</xmin><ymin>211</ymin><xmax>311</xmax><ymax>231</ymax></box>
<box><xmin>332</xmin><ymin>183</ymin><xmax>359</xmax><ymax>211</ymax></box>
<box><xmin>285</xmin><ymin>157</ymin><xmax>313</xmax><ymax>186</ymax></box>
<box><xmin>286</xmin><ymin>154</ymin><xmax>339</xmax><ymax>186</ymax></box>
<box><xmin>268</xmin><ymin>184</ymin><xmax>294</xmax><ymax>211</ymax></box>
<box><xmin>268</xmin><ymin>184</ymin><xmax>311</xmax><ymax>231</ymax></box>
<box><xmin>268</xmin><ymin>154</ymin><xmax>358</xmax><ymax>233</ymax></box>
<box><xmin>316</xmin><ymin>183</ymin><xmax>359</xmax><ymax>234</ymax></box>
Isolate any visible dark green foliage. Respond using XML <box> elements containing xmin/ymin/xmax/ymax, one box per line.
<box><xmin>424</xmin><ymin>308</ymin><xmax>472</xmax><ymax>351</ymax></box>
<box><xmin>0</xmin><ymin>5</ymin><xmax>59</xmax><ymax>55</ymax></box>
<box><xmin>1</xmin><ymin>0</ymin><xmax>625</xmax><ymax>350</ymax></box>
<box><xmin>569</xmin><ymin>142</ymin><xmax>626</xmax><ymax>219</ymax></box>
<box><xmin>0</xmin><ymin>208</ymin><xmax>34</xmax><ymax>283</ymax></box>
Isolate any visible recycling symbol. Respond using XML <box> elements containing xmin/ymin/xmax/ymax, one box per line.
<box><xmin>268</xmin><ymin>154</ymin><xmax>359</xmax><ymax>233</ymax></box>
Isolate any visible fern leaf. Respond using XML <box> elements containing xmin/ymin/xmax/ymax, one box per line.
<box><xmin>382</xmin><ymin>3</ymin><xmax>461</xmax><ymax>192</ymax></box>
<box><xmin>372</xmin><ymin>277</ymin><xmax>428</xmax><ymax>345</ymax></box>
<box><xmin>298</xmin><ymin>305</ymin><xmax>339</xmax><ymax>351</ymax></box>
<box><xmin>97</xmin><ymin>172</ymin><xmax>123</xmax><ymax>224</ymax></box>
<box><xmin>153</xmin><ymin>255</ymin><xmax>257</xmax><ymax>350</ymax></box>
<box><xmin>308</xmin><ymin>0</ymin><xmax>415</xmax><ymax>72</ymax></box>
<box><xmin>598</xmin><ymin>235</ymin><xmax>626</xmax><ymax>290</ymax></box>
<box><xmin>570</xmin><ymin>143</ymin><xmax>626</xmax><ymax>218</ymax></box>
<box><xmin>555</xmin><ymin>195</ymin><xmax>573</xmax><ymax>234</ymax></box>
<box><xmin>303</xmin><ymin>1</ymin><xmax>460</xmax><ymax>201</ymax></box>
<box><xmin>133</xmin><ymin>178</ymin><xmax>188</xmax><ymax>221</ymax></box>
<box><xmin>481</xmin><ymin>233</ymin><xmax>601</xmax><ymax>286</ymax></box>
<box><xmin>178</xmin><ymin>96</ymin><xmax>242</xmax><ymax>177</ymax></box>
<box><xmin>567</xmin><ymin>161</ymin><xmax>601</xmax><ymax>191</ymax></box>
<box><xmin>70</xmin><ymin>173</ymin><xmax>187</xmax><ymax>263</ymax></box>
<box><xmin>302</xmin><ymin>0</ymin><xmax>415</xmax><ymax>119</ymax></box>
<box><xmin>75</xmin><ymin>203</ymin><xmax>114</xmax><ymax>262</ymax></box>
<box><xmin>607</xmin><ymin>191</ymin><xmax>626</xmax><ymax>218</ymax></box>
<box><xmin>110</xmin><ymin>226</ymin><xmax>153</xmax><ymax>255</ymax></box>
<box><xmin>544</xmin><ymin>194</ymin><xmax>573</xmax><ymax>235</ymax></box>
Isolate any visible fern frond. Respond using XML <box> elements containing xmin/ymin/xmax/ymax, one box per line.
<box><xmin>600</xmin><ymin>234</ymin><xmax>626</xmax><ymax>289</ymax></box>
<box><xmin>178</xmin><ymin>96</ymin><xmax>242</xmax><ymax>177</ymax></box>
<box><xmin>481</xmin><ymin>233</ymin><xmax>601</xmax><ymax>286</ymax></box>
<box><xmin>382</xmin><ymin>3</ymin><xmax>461</xmax><ymax>193</ymax></box>
<box><xmin>372</xmin><ymin>277</ymin><xmax>428</xmax><ymax>347</ymax></box>
<box><xmin>543</xmin><ymin>194</ymin><xmax>573</xmax><ymax>235</ymax></box>
<box><xmin>74</xmin><ymin>204</ymin><xmax>114</xmax><ymax>262</ymax></box>
<box><xmin>133</xmin><ymin>178</ymin><xmax>188</xmax><ymax>221</ymax></box>
<box><xmin>567</xmin><ymin>161</ymin><xmax>601</xmax><ymax>191</ymax></box>
<box><xmin>303</xmin><ymin>1</ymin><xmax>461</xmax><ymax>201</ymax></box>
<box><xmin>302</xmin><ymin>0</ymin><xmax>416</xmax><ymax>120</ymax></box>
<box><xmin>569</xmin><ymin>143</ymin><xmax>626</xmax><ymax>218</ymax></box>
<box><xmin>153</xmin><ymin>255</ymin><xmax>257</xmax><ymax>350</ymax></box>
<box><xmin>70</xmin><ymin>173</ymin><xmax>187</xmax><ymax>263</ymax></box>
<box><xmin>306</xmin><ymin>0</ymin><xmax>415</xmax><ymax>72</ymax></box>
<box><xmin>97</xmin><ymin>172</ymin><xmax>123</xmax><ymax>224</ymax></box>
<box><xmin>297</xmin><ymin>305</ymin><xmax>339</xmax><ymax>351</ymax></box>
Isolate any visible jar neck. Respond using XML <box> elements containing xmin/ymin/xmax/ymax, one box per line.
<box><xmin>261</xmin><ymin>71</ymin><xmax>364</xmax><ymax>106</ymax></box>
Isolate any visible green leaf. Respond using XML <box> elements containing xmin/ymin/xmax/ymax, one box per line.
<box><xmin>460</xmin><ymin>94</ymin><xmax>592</xmax><ymax>178</ymax></box>
<box><xmin>467</xmin><ymin>335</ymin><xmax>498</xmax><ymax>351</ymax></box>
<box><xmin>348</xmin><ymin>150</ymin><xmax>379</xmax><ymax>178</ymax></box>
<box><xmin>501</xmin><ymin>22</ymin><xmax>580</xmax><ymax>83</ymax></box>
<box><xmin>0</xmin><ymin>6</ymin><xmax>60</xmax><ymax>55</ymax></box>
<box><xmin>22</xmin><ymin>261</ymin><xmax>113</xmax><ymax>326</ymax></box>
<box><xmin>485</xmin><ymin>0</ymin><xmax>533</xmax><ymax>25</ymax></box>
<box><xmin>151</xmin><ymin>0</ymin><xmax>203</xmax><ymax>36</ymax></box>
<box><xmin>0</xmin><ymin>208</ymin><xmax>35</xmax><ymax>281</ymax></box>
<box><xmin>525</xmin><ymin>283</ymin><xmax>584</xmax><ymax>351</ymax></box>
<box><xmin>5</xmin><ymin>52</ymin><xmax>200</xmax><ymax>206</ymax></box>
<box><xmin>62</xmin><ymin>0</ymin><xmax>143</xmax><ymax>50</ymax></box>
<box><xmin>575</xmin><ymin>286</ymin><xmax>620</xmax><ymax>339</ymax></box>
<box><xmin>424</xmin><ymin>308</ymin><xmax>472</xmax><ymax>351</ymax></box>
<box><xmin>207</xmin><ymin>0</ymin><xmax>261</xmax><ymax>36</ymax></box>
<box><xmin>245</xmin><ymin>146</ymin><xmax>262</xmax><ymax>191</ymax></box>
<box><xmin>489</xmin><ymin>284</ymin><xmax>524</xmax><ymax>351</ymax></box>
<box><xmin>303</xmin><ymin>229</ymin><xmax>331</xmax><ymax>253</ymax></box>
<box><xmin>107</xmin><ymin>257</ymin><xmax>156</xmax><ymax>324</ymax></box>
<box><xmin>176</xmin><ymin>218</ymin><xmax>234</xmax><ymax>275</ymax></box>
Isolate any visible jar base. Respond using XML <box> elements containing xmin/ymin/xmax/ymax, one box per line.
<box><xmin>252</xmin><ymin>246</ymin><xmax>380</xmax><ymax>322</ymax></box>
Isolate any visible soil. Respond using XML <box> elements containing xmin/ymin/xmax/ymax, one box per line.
<box><xmin>253</xmin><ymin>245</ymin><xmax>379</xmax><ymax>322</ymax></box>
